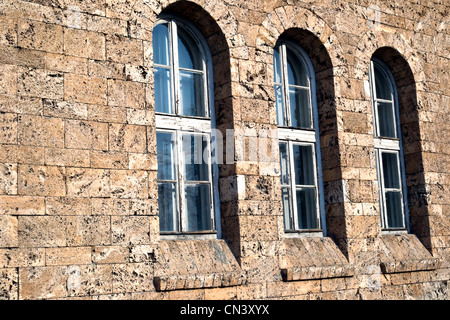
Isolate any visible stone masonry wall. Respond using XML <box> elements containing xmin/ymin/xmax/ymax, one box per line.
<box><xmin>0</xmin><ymin>0</ymin><xmax>448</xmax><ymax>300</ymax></box>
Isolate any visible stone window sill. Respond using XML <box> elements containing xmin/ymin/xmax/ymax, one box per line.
<box><xmin>280</xmin><ymin>237</ymin><xmax>354</xmax><ymax>282</ymax></box>
<box><xmin>379</xmin><ymin>234</ymin><xmax>440</xmax><ymax>274</ymax></box>
<box><xmin>154</xmin><ymin>271</ymin><xmax>246</xmax><ymax>291</ymax></box>
<box><xmin>153</xmin><ymin>239</ymin><xmax>243</xmax><ymax>292</ymax></box>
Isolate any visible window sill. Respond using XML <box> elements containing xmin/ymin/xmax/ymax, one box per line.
<box><xmin>160</xmin><ymin>231</ymin><xmax>217</xmax><ymax>241</ymax></box>
<box><xmin>153</xmin><ymin>239</ymin><xmax>244</xmax><ymax>292</ymax></box>
<box><xmin>280</xmin><ymin>237</ymin><xmax>354</xmax><ymax>282</ymax></box>
<box><xmin>379</xmin><ymin>234</ymin><xmax>440</xmax><ymax>274</ymax></box>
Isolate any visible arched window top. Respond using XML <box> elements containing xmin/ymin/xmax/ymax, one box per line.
<box><xmin>273</xmin><ymin>40</ymin><xmax>315</xmax><ymax>130</ymax></box>
<box><xmin>153</xmin><ymin>17</ymin><xmax>210</xmax><ymax>118</ymax></box>
<box><xmin>370</xmin><ymin>59</ymin><xmax>399</xmax><ymax>139</ymax></box>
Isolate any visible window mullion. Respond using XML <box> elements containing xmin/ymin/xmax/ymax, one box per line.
<box><xmin>288</xmin><ymin>141</ymin><xmax>298</xmax><ymax>230</ymax></box>
<box><xmin>176</xmin><ymin>130</ymin><xmax>186</xmax><ymax>232</ymax></box>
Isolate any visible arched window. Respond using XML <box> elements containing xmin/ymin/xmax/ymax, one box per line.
<box><xmin>153</xmin><ymin>17</ymin><xmax>218</xmax><ymax>235</ymax></box>
<box><xmin>274</xmin><ymin>40</ymin><xmax>324</xmax><ymax>233</ymax></box>
<box><xmin>369</xmin><ymin>58</ymin><xmax>409</xmax><ymax>231</ymax></box>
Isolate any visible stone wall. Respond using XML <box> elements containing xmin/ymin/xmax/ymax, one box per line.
<box><xmin>0</xmin><ymin>0</ymin><xmax>448</xmax><ymax>300</ymax></box>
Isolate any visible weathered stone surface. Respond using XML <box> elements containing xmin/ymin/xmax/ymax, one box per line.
<box><xmin>0</xmin><ymin>0</ymin><xmax>447</xmax><ymax>301</ymax></box>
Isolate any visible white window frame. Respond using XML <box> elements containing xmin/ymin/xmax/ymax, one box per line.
<box><xmin>154</xmin><ymin>16</ymin><xmax>220</xmax><ymax>238</ymax></box>
<box><xmin>275</xmin><ymin>40</ymin><xmax>326</xmax><ymax>236</ymax></box>
<box><xmin>369</xmin><ymin>58</ymin><xmax>409</xmax><ymax>233</ymax></box>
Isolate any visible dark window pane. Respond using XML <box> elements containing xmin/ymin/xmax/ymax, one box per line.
<box><xmin>274</xmin><ymin>85</ymin><xmax>285</xmax><ymax>126</ymax></box>
<box><xmin>179</xmin><ymin>71</ymin><xmax>206</xmax><ymax>117</ymax></box>
<box><xmin>279</xmin><ymin>142</ymin><xmax>289</xmax><ymax>185</ymax></box>
<box><xmin>185</xmin><ymin>184</ymin><xmax>212</xmax><ymax>231</ymax></box>
<box><xmin>286</xmin><ymin>46</ymin><xmax>308</xmax><ymax>87</ymax></box>
<box><xmin>374</xmin><ymin>64</ymin><xmax>393</xmax><ymax>100</ymax></box>
<box><xmin>385</xmin><ymin>191</ymin><xmax>404</xmax><ymax>228</ymax></box>
<box><xmin>153</xmin><ymin>23</ymin><xmax>170</xmax><ymax>66</ymax></box>
<box><xmin>158</xmin><ymin>182</ymin><xmax>178</xmax><ymax>232</ymax></box>
<box><xmin>156</xmin><ymin>132</ymin><xmax>176</xmax><ymax>181</ymax></box>
<box><xmin>289</xmin><ymin>87</ymin><xmax>312</xmax><ymax>129</ymax></box>
<box><xmin>154</xmin><ymin>67</ymin><xmax>173</xmax><ymax>114</ymax></box>
<box><xmin>377</xmin><ymin>102</ymin><xmax>396</xmax><ymax>138</ymax></box>
<box><xmin>293</xmin><ymin>144</ymin><xmax>315</xmax><ymax>186</ymax></box>
<box><xmin>382</xmin><ymin>152</ymin><xmax>400</xmax><ymax>189</ymax></box>
<box><xmin>182</xmin><ymin>134</ymin><xmax>209</xmax><ymax>182</ymax></box>
<box><xmin>296</xmin><ymin>188</ymin><xmax>319</xmax><ymax>230</ymax></box>
<box><xmin>281</xmin><ymin>187</ymin><xmax>293</xmax><ymax>230</ymax></box>
<box><xmin>177</xmin><ymin>27</ymin><xmax>202</xmax><ymax>70</ymax></box>
<box><xmin>273</xmin><ymin>47</ymin><xmax>282</xmax><ymax>84</ymax></box>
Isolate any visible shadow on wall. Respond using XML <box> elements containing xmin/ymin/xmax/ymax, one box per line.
<box><xmin>372</xmin><ymin>47</ymin><xmax>432</xmax><ymax>253</ymax></box>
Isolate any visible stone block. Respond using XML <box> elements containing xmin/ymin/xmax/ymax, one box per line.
<box><xmin>0</xmin><ymin>248</ymin><xmax>45</xmax><ymax>268</ymax></box>
<box><xmin>64</xmin><ymin>28</ymin><xmax>106</xmax><ymax>60</ymax></box>
<box><xmin>110</xmin><ymin>169</ymin><xmax>148</xmax><ymax>199</ymax></box>
<box><xmin>66</xmin><ymin>216</ymin><xmax>111</xmax><ymax>246</ymax></box>
<box><xmin>0</xmin><ymin>215</ymin><xmax>18</xmax><ymax>247</ymax></box>
<box><xmin>19</xmin><ymin>266</ymin><xmax>67</xmax><ymax>299</ymax></box>
<box><xmin>45</xmin><ymin>247</ymin><xmax>92</xmax><ymax>266</ymax></box>
<box><xmin>18</xmin><ymin>20</ymin><xmax>63</xmax><ymax>54</ymax></box>
<box><xmin>0</xmin><ymin>196</ymin><xmax>45</xmax><ymax>215</ymax></box>
<box><xmin>0</xmin><ymin>163</ymin><xmax>17</xmax><ymax>195</ymax></box>
<box><xmin>111</xmin><ymin>216</ymin><xmax>151</xmax><ymax>245</ymax></box>
<box><xmin>106</xmin><ymin>35</ymin><xmax>143</xmax><ymax>65</ymax></box>
<box><xmin>64</xmin><ymin>73</ymin><xmax>107</xmax><ymax>105</ymax></box>
<box><xmin>93</xmin><ymin>246</ymin><xmax>129</xmax><ymax>264</ymax></box>
<box><xmin>109</xmin><ymin>123</ymin><xmax>147</xmax><ymax>153</ymax></box>
<box><xmin>0</xmin><ymin>268</ymin><xmax>18</xmax><ymax>300</ymax></box>
<box><xmin>65</xmin><ymin>119</ymin><xmax>108</xmax><ymax>151</ymax></box>
<box><xmin>18</xmin><ymin>216</ymin><xmax>67</xmax><ymax>247</ymax></box>
<box><xmin>0</xmin><ymin>112</ymin><xmax>17</xmax><ymax>144</ymax></box>
<box><xmin>46</xmin><ymin>197</ymin><xmax>92</xmax><ymax>216</ymax></box>
<box><xmin>44</xmin><ymin>53</ymin><xmax>88</xmax><ymax>75</ymax></box>
<box><xmin>18</xmin><ymin>114</ymin><xmax>64</xmax><ymax>148</ymax></box>
<box><xmin>18</xmin><ymin>68</ymin><xmax>64</xmax><ymax>100</ymax></box>
<box><xmin>0</xmin><ymin>16</ymin><xmax>17</xmax><ymax>46</ymax></box>
<box><xmin>90</xmin><ymin>151</ymin><xmax>128</xmax><ymax>169</ymax></box>
<box><xmin>45</xmin><ymin>148</ymin><xmax>90</xmax><ymax>167</ymax></box>
<box><xmin>66</xmin><ymin>168</ymin><xmax>110</xmax><ymax>197</ymax></box>
<box><xmin>18</xmin><ymin>165</ymin><xmax>65</xmax><ymax>197</ymax></box>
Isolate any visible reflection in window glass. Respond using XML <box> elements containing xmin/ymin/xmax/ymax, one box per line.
<box><xmin>153</xmin><ymin>23</ymin><xmax>170</xmax><ymax>66</ymax></box>
<box><xmin>296</xmin><ymin>188</ymin><xmax>318</xmax><ymax>230</ymax></box>
<box><xmin>289</xmin><ymin>87</ymin><xmax>311</xmax><ymax>129</ymax></box>
<box><xmin>377</xmin><ymin>102</ymin><xmax>396</xmax><ymax>138</ymax></box>
<box><xmin>293</xmin><ymin>144</ymin><xmax>315</xmax><ymax>186</ymax></box>
<box><xmin>382</xmin><ymin>152</ymin><xmax>400</xmax><ymax>189</ymax></box>
<box><xmin>185</xmin><ymin>184</ymin><xmax>211</xmax><ymax>231</ymax></box>
<box><xmin>154</xmin><ymin>67</ymin><xmax>173</xmax><ymax>114</ymax></box>
<box><xmin>157</xmin><ymin>132</ymin><xmax>175</xmax><ymax>181</ymax></box>
<box><xmin>182</xmin><ymin>134</ymin><xmax>209</xmax><ymax>182</ymax></box>
<box><xmin>374</xmin><ymin>65</ymin><xmax>393</xmax><ymax>100</ymax></box>
<box><xmin>178</xmin><ymin>27</ymin><xmax>202</xmax><ymax>70</ymax></box>
<box><xmin>179</xmin><ymin>71</ymin><xmax>205</xmax><ymax>117</ymax></box>
<box><xmin>286</xmin><ymin>46</ymin><xmax>308</xmax><ymax>87</ymax></box>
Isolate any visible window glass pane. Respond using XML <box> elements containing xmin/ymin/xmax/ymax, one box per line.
<box><xmin>279</xmin><ymin>142</ymin><xmax>289</xmax><ymax>185</ymax></box>
<box><xmin>182</xmin><ymin>134</ymin><xmax>209</xmax><ymax>182</ymax></box>
<box><xmin>153</xmin><ymin>23</ymin><xmax>170</xmax><ymax>66</ymax></box>
<box><xmin>293</xmin><ymin>144</ymin><xmax>315</xmax><ymax>186</ymax></box>
<box><xmin>273</xmin><ymin>47</ymin><xmax>282</xmax><ymax>84</ymax></box>
<box><xmin>158</xmin><ymin>182</ymin><xmax>178</xmax><ymax>232</ymax></box>
<box><xmin>179</xmin><ymin>71</ymin><xmax>206</xmax><ymax>117</ymax></box>
<box><xmin>185</xmin><ymin>184</ymin><xmax>212</xmax><ymax>231</ymax></box>
<box><xmin>289</xmin><ymin>87</ymin><xmax>311</xmax><ymax>129</ymax></box>
<box><xmin>281</xmin><ymin>187</ymin><xmax>293</xmax><ymax>230</ymax></box>
<box><xmin>156</xmin><ymin>132</ymin><xmax>176</xmax><ymax>180</ymax></box>
<box><xmin>154</xmin><ymin>67</ymin><xmax>173</xmax><ymax>114</ymax></box>
<box><xmin>286</xmin><ymin>46</ymin><xmax>308</xmax><ymax>87</ymax></box>
<box><xmin>275</xmin><ymin>85</ymin><xmax>284</xmax><ymax>126</ymax></box>
<box><xmin>177</xmin><ymin>27</ymin><xmax>203</xmax><ymax>70</ymax></box>
<box><xmin>385</xmin><ymin>191</ymin><xmax>404</xmax><ymax>228</ymax></box>
<box><xmin>296</xmin><ymin>188</ymin><xmax>318</xmax><ymax>229</ymax></box>
<box><xmin>382</xmin><ymin>152</ymin><xmax>400</xmax><ymax>189</ymax></box>
<box><xmin>377</xmin><ymin>102</ymin><xmax>396</xmax><ymax>138</ymax></box>
<box><xmin>374</xmin><ymin>64</ymin><xmax>393</xmax><ymax>100</ymax></box>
